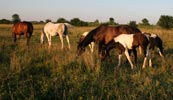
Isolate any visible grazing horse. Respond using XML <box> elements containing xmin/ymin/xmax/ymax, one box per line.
<box><xmin>76</xmin><ymin>24</ymin><xmax>141</xmax><ymax>60</ymax></box>
<box><xmin>78</xmin><ymin>32</ymin><xmax>95</xmax><ymax>52</ymax></box>
<box><xmin>143</xmin><ymin>32</ymin><xmax>164</xmax><ymax>57</ymax></box>
<box><xmin>12</xmin><ymin>21</ymin><xmax>33</xmax><ymax>46</ymax></box>
<box><xmin>105</xmin><ymin>33</ymin><xmax>150</xmax><ymax>69</ymax></box>
<box><xmin>40</xmin><ymin>22</ymin><xmax>70</xmax><ymax>49</ymax></box>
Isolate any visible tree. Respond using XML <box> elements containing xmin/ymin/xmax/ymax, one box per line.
<box><xmin>109</xmin><ymin>17</ymin><xmax>115</xmax><ymax>25</ymax></box>
<box><xmin>45</xmin><ymin>19</ymin><xmax>52</xmax><ymax>23</ymax></box>
<box><xmin>157</xmin><ymin>15</ymin><xmax>173</xmax><ymax>29</ymax></box>
<box><xmin>129</xmin><ymin>21</ymin><xmax>137</xmax><ymax>27</ymax></box>
<box><xmin>70</xmin><ymin>18</ymin><xmax>88</xmax><ymax>26</ymax></box>
<box><xmin>141</xmin><ymin>18</ymin><xmax>150</xmax><ymax>26</ymax></box>
<box><xmin>57</xmin><ymin>18</ymin><xmax>68</xmax><ymax>23</ymax></box>
<box><xmin>0</xmin><ymin>19</ymin><xmax>11</xmax><ymax>24</ymax></box>
<box><xmin>108</xmin><ymin>17</ymin><xmax>118</xmax><ymax>25</ymax></box>
<box><xmin>12</xmin><ymin>14</ymin><xmax>21</xmax><ymax>24</ymax></box>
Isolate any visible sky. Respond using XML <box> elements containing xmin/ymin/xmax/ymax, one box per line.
<box><xmin>0</xmin><ymin>0</ymin><xmax>173</xmax><ymax>24</ymax></box>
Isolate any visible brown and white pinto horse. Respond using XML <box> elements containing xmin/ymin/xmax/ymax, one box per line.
<box><xmin>76</xmin><ymin>24</ymin><xmax>141</xmax><ymax>59</ymax></box>
<box><xmin>143</xmin><ymin>32</ymin><xmax>164</xmax><ymax>57</ymax></box>
<box><xmin>12</xmin><ymin>21</ymin><xmax>33</xmax><ymax>46</ymax></box>
<box><xmin>105</xmin><ymin>33</ymin><xmax>150</xmax><ymax>69</ymax></box>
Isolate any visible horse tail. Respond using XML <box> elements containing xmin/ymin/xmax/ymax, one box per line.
<box><xmin>63</xmin><ymin>24</ymin><xmax>68</xmax><ymax>35</ymax></box>
<box><xmin>40</xmin><ymin>29</ymin><xmax>45</xmax><ymax>44</ymax></box>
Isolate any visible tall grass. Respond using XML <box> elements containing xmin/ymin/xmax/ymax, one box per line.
<box><xmin>0</xmin><ymin>24</ymin><xmax>173</xmax><ymax>100</ymax></box>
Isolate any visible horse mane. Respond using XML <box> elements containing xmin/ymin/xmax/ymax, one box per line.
<box><xmin>78</xmin><ymin>24</ymin><xmax>107</xmax><ymax>48</ymax></box>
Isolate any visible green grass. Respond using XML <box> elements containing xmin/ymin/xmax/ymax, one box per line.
<box><xmin>0</xmin><ymin>24</ymin><xmax>173</xmax><ymax>100</ymax></box>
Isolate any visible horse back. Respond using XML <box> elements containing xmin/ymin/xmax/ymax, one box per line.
<box><xmin>94</xmin><ymin>25</ymin><xmax>141</xmax><ymax>44</ymax></box>
<box><xmin>12</xmin><ymin>21</ymin><xmax>33</xmax><ymax>35</ymax></box>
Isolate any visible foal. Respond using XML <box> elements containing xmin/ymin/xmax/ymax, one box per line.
<box><xmin>143</xmin><ymin>32</ymin><xmax>164</xmax><ymax>57</ymax></box>
<box><xmin>106</xmin><ymin>33</ymin><xmax>150</xmax><ymax>69</ymax></box>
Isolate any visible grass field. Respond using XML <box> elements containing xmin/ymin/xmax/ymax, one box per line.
<box><xmin>0</xmin><ymin>24</ymin><xmax>173</xmax><ymax>100</ymax></box>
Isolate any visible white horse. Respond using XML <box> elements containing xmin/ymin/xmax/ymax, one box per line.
<box><xmin>40</xmin><ymin>22</ymin><xmax>70</xmax><ymax>49</ymax></box>
<box><xmin>78</xmin><ymin>32</ymin><xmax>95</xmax><ymax>52</ymax></box>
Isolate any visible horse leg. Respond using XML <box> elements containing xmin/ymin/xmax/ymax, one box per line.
<box><xmin>142</xmin><ymin>48</ymin><xmax>148</xmax><ymax>69</ymax></box>
<box><xmin>46</xmin><ymin>33</ymin><xmax>51</xmax><ymax>49</ymax></box>
<box><xmin>13</xmin><ymin>33</ymin><xmax>17</xmax><ymax>42</ymax></box>
<box><xmin>139</xmin><ymin>46</ymin><xmax>142</xmax><ymax>55</ymax></box>
<box><xmin>117</xmin><ymin>54</ymin><xmax>122</xmax><ymax>67</ymax></box>
<box><xmin>125</xmin><ymin>50</ymin><xmax>131</xmax><ymax>63</ymax></box>
<box><xmin>65</xmin><ymin>35</ymin><xmax>70</xmax><ymax>49</ymax></box>
<box><xmin>98</xmin><ymin>42</ymin><xmax>102</xmax><ymax>59</ymax></box>
<box><xmin>124</xmin><ymin>49</ymin><xmax>134</xmax><ymax>69</ymax></box>
<box><xmin>40</xmin><ymin>32</ymin><xmax>44</xmax><ymax>44</ymax></box>
<box><xmin>148</xmin><ymin>50</ymin><xmax>152</xmax><ymax>67</ymax></box>
<box><xmin>132</xmin><ymin>49</ymin><xmax>137</xmax><ymax>64</ymax></box>
<box><xmin>59</xmin><ymin>35</ymin><xmax>64</xmax><ymax>49</ymax></box>
<box><xmin>26</xmin><ymin>33</ymin><xmax>31</xmax><ymax>46</ymax></box>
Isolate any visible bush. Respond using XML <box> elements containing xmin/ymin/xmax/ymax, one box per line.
<box><xmin>157</xmin><ymin>15</ymin><xmax>173</xmax><ymax>29</ymax></box>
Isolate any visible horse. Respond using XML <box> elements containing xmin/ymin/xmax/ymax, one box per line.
<box><xmin>12</xmin><ymin>21</ymin><xmax>33</xmax><ymax>46</ymax></box>
<box><xmin>40</xmin><ymin>22</ymin><xmax>70</xmax><ymax>49</ymax></box>
<box><xmin>143</xmin><ymin>32</ymin><xmax>164</xmax><ymax>57</ymax></box>
<box><xmin>78</xmin><ymin>31</ymin><xmax>95</xmax><ymax>52</ymax></box>
<box><xmin>105</xmin><ymin>33</ymin><xmax>150</xmax><ymax>69</ymax></box>
<box><xmin>76</xmin><ymin>24</ymin><xmax>141</xmax><ymax>60</ymax></box>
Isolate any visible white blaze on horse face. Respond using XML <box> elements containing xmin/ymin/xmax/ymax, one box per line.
<box><xmin>82</xmin><ymin>32</ymin><xmax>89</xmax><ymax>36</ymax></box>
<box><xmin>114</xmin><ymin>34</ymin><xmax>134</xmax><ymax>49</ymax></box>
<box><xmin>151</xmin><ymin>34</ymin><xmax>157</xmax><ymax>38</ymax></box>
<box><xmin>158</xmin><ymin>48</ymin><xmax>164</xmax><ymax>57</ymax></box>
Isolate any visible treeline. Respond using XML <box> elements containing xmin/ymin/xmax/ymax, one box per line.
<box><xmin>1</xmin><ymin>14</ymin><xmax>173</xmax><ymax>29</ymax></box>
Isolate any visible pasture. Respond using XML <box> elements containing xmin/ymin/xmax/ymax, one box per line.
<box><xmin>0</xmin><ymin>24</ymin><xmax>173</xmax><ymax>99</ymax></box>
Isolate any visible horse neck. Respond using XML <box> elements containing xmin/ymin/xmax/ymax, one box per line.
<box><xmin>155</xmin><ymin>37</ymin><xmax>163</xmax><ymax>51</ymax></box>
<box><xmin>79</xmin><ymin>31</ymin><xmax>95</xmax><ymax>48</ymax></box>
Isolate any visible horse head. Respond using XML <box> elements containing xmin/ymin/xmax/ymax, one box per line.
<box><xmin>76</xmin><ymin>45</ymin><xmax>85</xmax><ymax>57</ymax></box>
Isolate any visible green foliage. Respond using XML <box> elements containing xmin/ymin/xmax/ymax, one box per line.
<box><xmin>0</xmin><ymin>19</ymin><xmax>11</xmax><ymax>24</ymax></box>
<box><xmin>157</xmin><ymin>15</ymin><xmax>173</xmax><ymax>29</ymax></box>
<box><xmin>70</xmin><ymin>18</ymin><xmax>88</xmax><ymax>26</ymax></box>
<box><xmin>141</xmin><ymin>18</ymin><xmax>150</xmax><ymax>26</ymax></box>
<box><xmin>128</xmin><ymin>21</ymin><xmax>137</xmax><ymax>27</ymax></box>
<box><xmin>57</xmin><ymin>18</ymin><xmax>69</xmax><ymax>23</ymax></box>
<box><xmin>88</xmin><ymin>19</ymin><xmax>100</xmax><ymax>26</ymax></box>
<box><xmin>45</xmin><ymin>19</ymin><xmax>52</xmax><ymax>23</ymax></box>
<box><xmin>12</xmin><ymin>14</ymin><xmax>21</xmax><ymax>24</ymax></box>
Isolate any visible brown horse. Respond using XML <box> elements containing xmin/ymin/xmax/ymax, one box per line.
<box><xmin>12</xmin><ymin>21</ymin><xmax>33</xmax><ymax>46</ymax></box>
<box><xmin>76</xmin><ymin>24</ymin><xmax>141</xmax><ymax>60</ymax></box>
